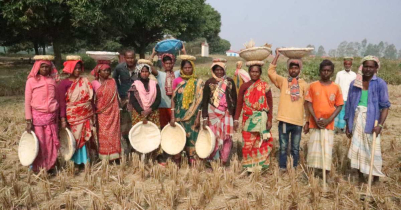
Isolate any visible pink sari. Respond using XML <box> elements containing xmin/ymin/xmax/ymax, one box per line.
<box><xmin>31</xmin><ymin>109</ymin><xmax>60</xmax><ymax>172</ymax></box>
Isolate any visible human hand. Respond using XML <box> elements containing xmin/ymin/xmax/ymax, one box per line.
<box><xmin>25</xmin><ymin>121</ymin><xmax>32</xmax><ymax>133</ymax></box>
<box><xmin>303</xmin><ymin>122</ymin><xmax>310</xmax><ymax>134</ymax></box>
<box><xmin>345</xmin><ymin>127</ymin><xmax>352</xmax><ymax>139</ymax></box>
<box><xmin>181</xmin><ymin>42</ymin><xmax>187</xmax><ymax>54</ymax></box>
<box><xmin>234</xmin><ymin>121</ymin><xmax>239</xmax><ymax>132</ymax></box>
<box><xmin>317</xmin><ymin>118</ymin><xmax>330</xmax><ymax>129</ymax></box>
<box><xmin>170</xmin><ymin>118</ymin><xmax>176</xmax><ymax>127</ymax></box>
<box><xmin>143</xmin><ymin>119</ymin><xmax>148</xmax><ymax>124</ymax></box>
<box><xmin>275</xmin><ymin>48</ymin><xmax>281</xmax><ymax>56</ymax></box>
<box><xmin>266</xmin><ymin>121</ymin><xmax>272</xmax><ymax>131</ymax></box>
<box><xmin>373</xmin><ymin>126</ymin><xmax>382</xmax><ymax>137</ymax></box>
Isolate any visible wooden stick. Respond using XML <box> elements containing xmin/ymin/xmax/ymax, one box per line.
<box><xmin>320</xmin><ymin>129</ymin><xmax>327</xmax><ymax>191</ymax></box>
<box><xmin>366</xmin><ymin>120</ymin><xmax>379</xmax><ymax>196</ymax></box>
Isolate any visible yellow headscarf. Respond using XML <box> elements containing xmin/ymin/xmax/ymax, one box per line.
<box><xmin>180</xmin><ymin>60</ymin><xmax>197</xmax><ymax>109</ymax></box>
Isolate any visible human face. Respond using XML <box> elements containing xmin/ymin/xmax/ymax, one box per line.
<box><xmin>288</xmin><ymin>64</ymin><xmax>300</xmax><ymax>78</ymax></box>
<box><xmin>140</xmin><ymin>67</ymin><xmax>150</xmax><ymax>80</ymax></box>
<box><xmin>362</xmin><ymin>60</ymin><xmax>377</xmax><ymax>78</ymax></box>
<box><xmin>182</xmin><ymin>62</ymin><xmax>193</xmax><ymax>76</ymax></box>
<box><xmin>72</xmin><ymin>63</ymin><xmax>82</xmax><ymax>77</ymax></box>
<box><xmin>213</xmin><ymin>66</ymin><xmax>225</xmax><ymax>78</ymax></box>
<box><xmin>319</xmin><ymin>66</ymin><xmax>333</xmax><ymax>81</ymax></box>
<box><xmin>125</xmin><ymin>52</ymin><xmax>136</xmax><ymax>67</ymax></box>
<box><xmin>344</xmin><ymin>60</ymin><xmax>352</xmax><ymax>71</ymax></box>
<box><xmin>163</xmin><ymin>60</ymin><xmax>173</xmax><ymax>71</ymax></box>
<box><xmin>99</xmin><ymin>68</ymin><xmax>111</xmax><ymax>79</ymax></box>
<box><xmin>249</xmin><ymin>66</ymin><xmax>261</xmax><ymax>81</ymax></box>
<box><xmin>39</xmin><ymin>63</ymin><xmax>51</xmax><ymax>76</ymax></box>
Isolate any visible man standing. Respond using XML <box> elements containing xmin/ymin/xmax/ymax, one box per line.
<box><xmin>268</xmin><ymin>49</ymin><xmax>309</xmax><ymax>170</ymax></box>
<box><xmin>345</xmin><ymin>56</ymin><xmax>390</xmax><ymax>184</ymax></box>
<box><xmin>305</xmin><ymin>60</ymin><xmax>343</xmax><ymax>173</ymax></box>
<box><xmin>113</xmin><ymin>50</ymin><xmax>137</xmax><ymax>154</ymax></box>
<box><xmin>334</xmin><ymin>57</ymin><xmax>356</xmax><ymax>132</ymax></box>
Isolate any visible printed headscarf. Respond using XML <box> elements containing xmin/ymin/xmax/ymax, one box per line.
<box><xmin>28</xmin><ymin>60</ymin><xmax>59</xmax><ymax>81</ymax></box>
<box><xmin>63</xmin><ymin>60</ymin><xmax>84</xmax><ymax>74</ymax></box>
<box><xmin>91</xmin><ymin>60</ymin><xmax>111</xmax><ymax>79</ymax></box>
<box><xmin>161</xmin><ymin>53</ymin><xmax>176</xmax><ymax>96</ymax></box>
<box><xmin>180</xmin><ymin>60</ymin><xmax>197</xmax><ymax>109</ymax></box>
<box><xmin>354</xmin><ymin>55</ymin><xmax>380</xmax><ymax>89</ymax></box>
<box><xmin>286</xmin><ymin>59</ymin><xmax>303</xmax><ymax>102</ymax></box>
<box><xmin>210</xmin><ymin>61</ymin><xmax>228</xmax><ymax>107</ymax></box>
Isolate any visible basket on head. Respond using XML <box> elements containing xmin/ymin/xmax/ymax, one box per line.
<box><xmin>212</xmin><ymin>58</ymin><xmax>227</xmax><ymax>63</ymax></box>
<box><xmin>86</xmin><ymin>51</ymin><xmax>119</xmax><ymax>61</ymax></box>
<box><xmin>66</xmin><ymin>55</ymin><xmax>82</xmax><ymax>61</ymax></box>
<box><xmin>278</xmin><ymin>48</ymin><xmax>314</xmax><ymax>59</ymax></box>
<box><xmin>33</xmin><ymin>55</ymin><xmax>55</xmax><ymax>61</ymax></box>
<box><xmin>18</xmin><ymin>131</ymin><xmax>39</xmax><ymax>166</ymax></box>
<box><xmin>129</xmin><ymin>121</ymin><xmax>161</xmax><ymax>154</ymax></box>
<box><xmin>59</xmin><ymin>128</ymin><xmax>76</xmax><ymax>161</ymax></box>
<box><xmin>239</xmin><ymin>47</ymin><xmax>272</xmax><ymax>61</ymax></box>
<box><xmin>179</xmin><ymin>55</ymin><xmax>196</xmax><ymax>61</ymax></box>
<box><xmin>137</xmin><ymin>59</ymin><xmax>153</xmax><ymax>66</ymax></box>
<box><xmin>195</xmin><ymin>126</ymin><xmax>216</xmax><ymax>159</ymax></box>
<box><xmin>161</xmin><ymin>123</ymin><xmax>186</xmax><ymax>155</ymax></box>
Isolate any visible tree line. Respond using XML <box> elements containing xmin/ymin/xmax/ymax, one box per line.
<box><xmin>306</xmin><ymin>39</ymin><xmax>401</xmax><ymax>59</ymax></box>
<box><xmin>0</xmin><ymin>0</ymin><xmax>231</xmax><ymax>66</ymax></box>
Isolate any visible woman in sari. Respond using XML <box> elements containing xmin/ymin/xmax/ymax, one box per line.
<box><xmin>91</xmin><ymin>62</ymin><xmax>122</xmax><ymax>161</ymax></box>
<box><xmin>234</xmin><ymin>63</ymin><xmax>273</xmax><ymax>172</ymax></box>
<box><xmin>170</xmin><ymin>58</ymin><xmax>204</xmax><ymax>165</ymax></box>
<box><xmin>202</xmin><ymin>59</ymin><xmax>237</xmax><ymax>165</ymax></box>
<box><xmin>233</xmin><ymin>61</ymin><xmax>251</xmax><ymax>94</ymax></box>
<box><xmin>25</xmin><ymin>56</ymin><xmax>59</xmax><ymax>172</ymax></box>
<box><xmin>58</xmin><ymin>56</ymin><xmax>96</xmax><ymax>165</ymax></box>
<box><xmin>128</xmin><ymin>64</ymin><xmax>161</xmax><ymax>127</ymax></box>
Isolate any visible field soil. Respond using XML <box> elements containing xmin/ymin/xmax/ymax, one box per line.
<box><xmin>1</xmin><ymin>82</ymin><xmax>401</xmax><ymax>209</ymax></box>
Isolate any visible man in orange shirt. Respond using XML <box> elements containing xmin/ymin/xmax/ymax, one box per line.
<box><xmin>305</xmin><ymin>59</ymin><xmax>343</xmax><ymax>172</ymax></box>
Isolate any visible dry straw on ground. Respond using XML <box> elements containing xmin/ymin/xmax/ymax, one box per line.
<box><xmin>1</xmin><ymin>84</ymin><xmax>401</xmax><ymax>209</ymax></box>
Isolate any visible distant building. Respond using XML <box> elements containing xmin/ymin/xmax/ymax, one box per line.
<box><xmin>201</xmin><ymin>41</ymin><xmax>209</xmax><ymax>57</ymax></box>
<box><xmin>226</xmin><ymin>50</ymin><xmax>239</xmax><ymax>57</ymax></box>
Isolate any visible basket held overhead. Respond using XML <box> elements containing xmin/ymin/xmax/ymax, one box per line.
<box><xmin>278</xmin><ymin>48</ymin><xmax>314</xmax><ymax>59</ymax></box>
<box><xmin>155</xmin><ymin>39</ymin><xmax>183</xmax><ymax>54</ymax></box>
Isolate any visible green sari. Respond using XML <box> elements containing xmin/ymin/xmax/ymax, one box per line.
<box><xmin>173</xmin><ymin>78</ymin><xmax>204</xmax><ymax>157</ymax></box>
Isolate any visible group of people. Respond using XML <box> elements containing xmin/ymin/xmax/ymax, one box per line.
<box><xmin>24</xmin><ymin>47</ymin><xmax>390</xmax><ymax>184</ymax></box>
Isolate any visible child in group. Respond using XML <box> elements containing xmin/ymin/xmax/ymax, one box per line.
<box><xmin>305</xmin><ymin>60</ymin><xmax>344</xmax><ymax>172</ymax></box>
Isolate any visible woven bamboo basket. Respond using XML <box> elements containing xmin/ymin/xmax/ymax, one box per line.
<box><xmin>278</xmin><ymin>48</ymin><xmax>314</xmax><ymax>59</ymax></box>
<box><xmin>239</xmin><ymin>47</ymin><xmax>272</xmax><ymax>61</ymax></box>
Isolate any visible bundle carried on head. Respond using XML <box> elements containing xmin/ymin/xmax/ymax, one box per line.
<box><xmin>179</xmin><ymin>55</ymin><xmax>196</xmax><ymax>61</ymax></box>
<box><xmin>137</xmin><ymin>59</ymin><xmax>153</xmax><ymax>66</ymax></box>
<box><xmin>239</xmin><ymin>39</ymin><xmax>272</xmax><ymax>66</ymax></box>
<box><xmin>66</xmin><ymin>55</ymin><xmax>82</xmax><ymax>61</ymax></box>
<box><xmin>33</xmin><ymin>55</ymin><xmax>55</xmax><ymax>61</ymax></box>
<box><xmin>278</xmin><ymin>47</ymin><xmax>314</xmax><ymax>59</ymax></box>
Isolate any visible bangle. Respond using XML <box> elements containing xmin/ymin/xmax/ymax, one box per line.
<box><xmin>171</xmin><ymin>108</ymin><xmax>175</xmax><ymax>111</ymax></box>
<box><xmin>234</xmin><ymin>120</ymin><xmax>239</xmax><ymax>122</ymax></box>
<box><xmin>378</xmin><ymin>124</ymin><xmax>383</xmax><ymax>128</ymax></box>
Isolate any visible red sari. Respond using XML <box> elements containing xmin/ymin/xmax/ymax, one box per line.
<box><xmin>94</xmin><ymin>79</ymin><xmax>121</xmax><ymax>160</ymax></box>
<box><xmin>241</xmin><ymin>80</ymin><xmax>273</xmax><ymax>171</ymax></box>
<box><xmin>66</xmin><ymin>77</ymin><xmax>94</xmax><ymax>149</ymax></box>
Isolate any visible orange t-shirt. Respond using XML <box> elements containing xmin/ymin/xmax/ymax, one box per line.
<box><xmin>305</xmin><ymin>81</ymin><xmax>344</xmax><ymax>130</ymax></box>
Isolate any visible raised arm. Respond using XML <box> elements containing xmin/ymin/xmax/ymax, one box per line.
<box><xmin>267</xmin><ymin>48</ymin><xmax>284</xmax><ymax>88</ymax></box>
<box><xmin>150</xmin><ymin>48</ymin><xmax>159</xmax><ymax>76</ymax></box>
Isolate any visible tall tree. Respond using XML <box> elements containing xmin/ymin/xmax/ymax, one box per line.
<box><xmin>328</xmin><ymin>49</ymin><xmax>336</xmax><ymax>58</ymax></box>
<box><xmin>210</xmin><ymin>38</ymin><xmax>231</xmax><ymax>54</ymax></box>
<box><xmin>384</xmin><ymin>44</ymin><xmax>397</xmax><ymax>59</ymax></box>
<box><xmin>1</xmin><ymin>0</ymin><xmax>76</xmax><ymax>66</ymax></box>
<box><xmin>306</xmin><ymin>44</ymin><xmax>316</xmax><ymax>55</ymax></box>
<box><xmin>316</xmin><ymin>45</ymin><xmax>326</xmax><ymax>57</ymax></box>
<box><xmin>337</xmin><ymin>41</ymin><xmax>348</xmax><ymax>57</ymax></box>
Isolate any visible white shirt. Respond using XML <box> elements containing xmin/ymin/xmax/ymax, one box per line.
<box><xmin>334</xmin><ymin>70</ymin><xmax>357</xmax><ymax>101</ymax></box>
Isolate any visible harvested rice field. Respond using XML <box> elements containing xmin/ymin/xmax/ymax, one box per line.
<box><xmin>1</xmin><ymin>83</ymin><xmax>401</xmax><ymax>209</ymax></box>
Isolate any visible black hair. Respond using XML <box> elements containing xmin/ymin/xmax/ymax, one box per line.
<box><xmin>212</xmin><ymin>64</ymin><xmax>224</xmax><ymax>72</ymax></box>
<box><xmin>141</xmin><ymin>65</ymin><xmax>150</xmax><ymax>72</ymax></box>
<box><xmin>124</xmin><ymin>50</ymin><xmax>135</xmax><ymax>57</ymax></box>
<box><xmin>289</xmin><ymin>63</ymin><xmax>300</xmax><ymax>69</ymax></box>
<box><xmin>248</xmin><ymin>65</ymin><xmax>262</xmax><ymax>73</ymax></box>
<box><xmin>181</xmin><ymin>60</ymin><xmax>192</xmax><ymax>69</ymax></box>
<box><xmin>162</xmin><ymin>56</ymin><xmax>172</xmax><ymax>63</ymax></box>
<box><xmin>319</xmin><ymin>59</ymin><xmax>335</xmax><ymax>71</ymax></box>
<box><xmin>362</xmin><ymin>60</ymin><xmax>379</xmax><ymax>68</ymax></box>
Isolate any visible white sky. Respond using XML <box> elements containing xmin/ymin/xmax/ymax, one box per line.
<box><xmin>207</xmin><ymin>0</ymin><xmax>401</xmax><ymax>52</ymax></box>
